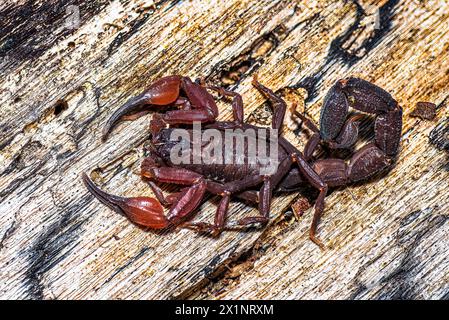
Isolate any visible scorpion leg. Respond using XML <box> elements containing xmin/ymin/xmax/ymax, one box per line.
<box><xmin>251</xmin><ymin>74</ymin><xmax>327</xmax><ymax>202</ymax></box>
<box><xmin>294</xmin><ymin>112</ymin><xmax>321</xmax><ymax>161</ymax></box>
<box><xmin>183</xmin><ymin>175</ymin><xmax>265</xmax><ymax>236</ymax></box>
<box><xmin>228</xmin><ymin>175</ymin><xmax>270</xmax><ymax>226</ymax></box>
<box><xmin>252</xmin><ymin>75</ymin><xmax>287</xmax><ymax>133</ymax></box>
<box><xmin>184</xmin><ymin>192</ymin><xmax>231</xmax><ymax>237</ymax></box>
<box><xmin>141</xmin><ymin>164</ymin><xmax>208</xmax><ymax>225</ymax></box>
<box><xmin>141</xmin><ymin>153</ymin><xmax>181</xmax><ymax>208</ymax></box>
<box><xmin>280</xmin><ymin>137</ymin><xmax>328</xmax><ymax>250</ymax></box>
<box><xmin>102</xmin><ymin>75</ymin><xmax>182</xmax><ymax>141</ymax></box>
<box><xmin>207</xmin><ymin>86</ymin><xmax>244</xmax><ymax>125</ymax></box>
<box><xmin>234</xmin><ymin>78</ymin><xmax>328</xmax><ymax>247</ymax></box>
<box><xmin>229</xmin><ymin>176</ymin><xmax>272</xmax><ymax>228</ymax></box>
<box><xmin>226</xmin><ymin>145</ymin><xmax>299</xmax><ymax>228</ymax></box>
<box><xmin>146</xmin><ymin>181</ymin><xmax>184</xmax><ymax>208</ymax></box>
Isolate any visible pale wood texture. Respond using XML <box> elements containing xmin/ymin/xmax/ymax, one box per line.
<box><xmin>0</xmin><ymin>0</ymin><xmax>448</xmax><ymax>300</ymax></box>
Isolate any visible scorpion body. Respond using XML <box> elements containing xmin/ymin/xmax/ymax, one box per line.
<box><xmin>83</xmin><ymin>75</ymin><xmax>402</xmax><ymax>249</ymax></box>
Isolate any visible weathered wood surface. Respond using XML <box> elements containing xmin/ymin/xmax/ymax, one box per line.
<box><xmin>0</xmin><ymin>0</ymin><xmax>447</xmax><ymax>300</ymax></box>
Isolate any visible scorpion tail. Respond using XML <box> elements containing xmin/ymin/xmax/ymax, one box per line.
<box><xmin>82</xmin><ymin>172</ymin><xmax>168</xmax><ymax>229</ymax></box>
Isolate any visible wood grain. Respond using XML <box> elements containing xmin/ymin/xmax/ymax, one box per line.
<box><xmin>0</xmin><ymin>0</ymin><xmax>448</xmax><ymax>299</ymax></box>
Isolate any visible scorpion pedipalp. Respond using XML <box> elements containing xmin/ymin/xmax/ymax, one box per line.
<box><xmin>102</xmin><ymin>75</ymin><xmax>183</xmax><ymax>141</ymax></box>
<box><xmin>82</xmin><ymin>173</ymin><xmax>168</xmax><ymax>229</ymax></box>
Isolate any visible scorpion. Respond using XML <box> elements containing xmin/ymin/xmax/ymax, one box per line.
<box><xmin>82</xmin><ymin>75</ymin><xmax>402</xmax><ymax>249</ymax></box>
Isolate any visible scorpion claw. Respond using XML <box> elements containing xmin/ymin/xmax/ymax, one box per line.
<box><xmin>82</xmin><ymin>173</ymin><xmax>168</xmax><ymax>229</ymax></box>
<box><xmin>101</xmin><ymin>76</ymin><xmax>182</xmax><ymax>142</ymax></box>
<box><xmin>102</xmin><ymin>93</ymin><xmax>151</xmax><ymax>142</ymax></box>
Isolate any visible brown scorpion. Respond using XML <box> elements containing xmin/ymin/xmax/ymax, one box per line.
<box><xmin>83</xmin><ymin>75</ymin><xmax>402</xmax><ymax>249</ymax></box>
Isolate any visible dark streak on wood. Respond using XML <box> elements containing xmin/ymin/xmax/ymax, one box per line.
<box><xmin>337</xmin><ymin>0</ymin><xmax>399</xmax><ymax>65</ymax></box>
<box><xmin>0</xmin><ymin>156</ymin><xmax>50</xmax><ymax>202</ymax></box>
<box><xmin>348</xmin><ymin>281</ymin><xmax>368</xmax><ymax>300</ymax></box>
<box><xmin>103</xmin><ymin>246</ymin><xmax>150</xmax><ymax>285</ymax></box>
<box><xmin>327</xmin><ymin>0</ymin><xmax>365</xmax><ymax>65</ymax></box>
<box><xmin>429</xmin><ymin>119</ymin><xmax>449</xmax><ymax>151</ymax></box>
<box><xmin>105</xmin><ymin>0</ymin><xmax>182</xmax><ymax>59</ymax></box>
<box><xmin>442</xmin><ymin>290</ymin><xmax>449</xmax><ymax>300</ymax></box>
<box><xmin>24</xmin><ymin>194</ymin><xmax>93</xmax><ymax>299</ymax></box>
<box><xmin>73</xmin><ymin>87</ymin><xmax>104</xmax><ymax>143</ymax></box>
<box><xmin>0</xmin><ymin>141</ymin><xmax>44</xmax><ymax>177</ymax></box>
<box><xmin>0</xmin><ymin>136</ymin><xmax>14</xmax><ymax>153</ymax></box>
<box><xmin>0</xmin><ymin>219</ymin><xmax>18</xmax><ymax>251</ymax></box>
<box><xmin>351</xmin><ymin>208</ymin><xmax>448</xmax><ymax>300</ymax></box>
<box><xmin>436</xmin><ymin>94</ymin><xmax>449</xmax><ymax>110</ymax></box>
<box><xmin>0</xmin><ymin>154</ymin><xmax>21</xmax><ymax>177</ymax></box>
<box><xmin>375</xmin><ymin>211</ymin><xmax>447</xmax><ymax>299</ymax></box>
<box><xmin>0</xmin><ymin>0</ymin><xmax>111</xmax><ymax>71</ymax></box>
<box><xmin>293</xmin><ymin>0</ymin><xmax>399</xmax><ymax>102</ymax></box>
<box><xmin>173</xmin><ymin>244</ymin><xmax>242</xmax><ymax>299</ymax></box>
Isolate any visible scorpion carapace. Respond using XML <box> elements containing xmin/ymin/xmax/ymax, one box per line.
<box><xmin>83</xmin><ymin>75</ymin><xmax>402</xmax><ymax>249</ymax></box>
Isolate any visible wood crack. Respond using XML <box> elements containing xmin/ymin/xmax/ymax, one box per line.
<box><xmin>205</xmin><ymin>5</ymin><xmax>313</xmax><ymax>89</ymax></box>
<box><xmin>103</xmin><ymin>246</ymin><xmax>151</xmax><ymax>285</ymax></box>
<box><xmin>429</xmin><ymin>118</ymin><xmax>449</xmax><ymax>152</ymax></box>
